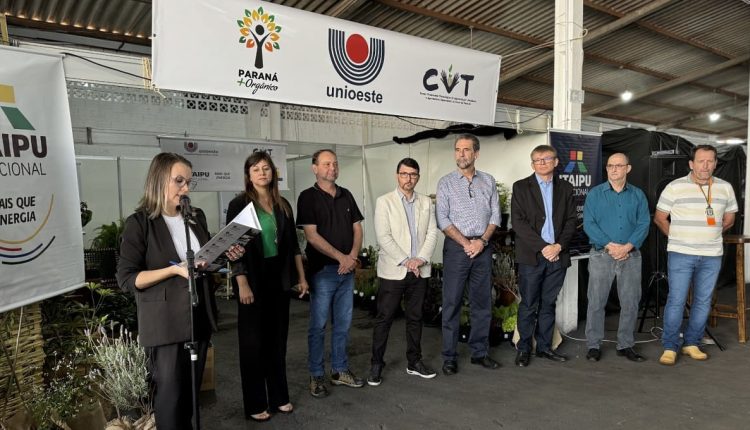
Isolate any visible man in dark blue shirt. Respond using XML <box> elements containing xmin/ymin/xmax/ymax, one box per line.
<box><xmin>583</xmin><ymin>153</ymin><xmax>650</xmax><ymax>362</ymax></box>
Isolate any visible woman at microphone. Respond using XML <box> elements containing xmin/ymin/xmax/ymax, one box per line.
<box><xmin>117</xmin><ymin>152</ymin><xmax>243</xmax><ymax>430</ymax></box>
<box><xmin>227</xmin><ymin>151</ymin><xmax>308</xmax><ymax>422</ymax></box>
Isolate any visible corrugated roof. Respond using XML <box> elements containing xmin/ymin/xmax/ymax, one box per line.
<box><xmin>1</xmin><ymin>0</ymin><xmax>747</xmax><ymax>138</ymax></box>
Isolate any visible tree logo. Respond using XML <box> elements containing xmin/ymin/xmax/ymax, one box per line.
<box><xmin>563</xmin><ymin>150</ymin><xmax>588</xmax><ymax>174</ymax></box>
<box><xmin>328</xmin><ymin>29</ymin><xmax>385</xmax><ymax>86</ymax></box>
<box><xmin>237</xmin><ymin>6</ymin><xmax>281</xmax><ymax>69</ymax></box>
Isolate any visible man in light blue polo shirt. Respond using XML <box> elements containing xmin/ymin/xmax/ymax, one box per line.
<box><xmin>583</xmin><ymin>153</ymin><xmax>650</xmax><ymax>362</ymax></box>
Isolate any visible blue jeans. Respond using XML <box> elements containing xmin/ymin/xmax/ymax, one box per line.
<box><xmin>308</xmin><ymin>265</ymin><xmax>354</xmax><ymax>376</ymax></box>
<box><xmin>662</xmin><ymin>252</ymin><xmax>721</xmax><ymax>351</ymax></box>
<box><xmin>585</xmin><ymin>249</ymin><xmax>642</xmax><ymax>350</ymax></box>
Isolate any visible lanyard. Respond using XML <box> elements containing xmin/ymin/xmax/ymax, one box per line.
<box><xmin>697</xmin><ymin>177</ymin><xmax>712</xmax><ymax>208</ymax></box>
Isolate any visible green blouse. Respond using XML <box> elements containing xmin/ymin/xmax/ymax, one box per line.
<box><xmin>257</xmin><ymin>208</ymin><xmax>278</xmax><ymax>257</ymax></box>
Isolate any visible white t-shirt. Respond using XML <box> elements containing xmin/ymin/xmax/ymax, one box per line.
<box><xmin>162</xmin><ymin>214</ymin><xmax>201</xmax><ymax>262</ymax></box>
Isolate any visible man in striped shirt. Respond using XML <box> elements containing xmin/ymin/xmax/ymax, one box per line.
<box><xmin>654</xmin><ymin>145</ymin><xmax>738</xmax><ymax>365</ymax></box>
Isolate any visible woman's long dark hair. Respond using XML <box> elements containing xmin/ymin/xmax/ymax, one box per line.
<box><xmin>243</xmin><ymin>151</ymin><xmax>292</xmax><ymax>217</ymax></box>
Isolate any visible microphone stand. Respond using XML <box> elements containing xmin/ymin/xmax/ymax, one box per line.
<box><xmin>181</xmin><ymin>199</ymin><xmax>201</xmax><ymax>430</ymax></box>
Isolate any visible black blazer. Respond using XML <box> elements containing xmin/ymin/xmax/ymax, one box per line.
<box><xmin>511</xmin><ymin>174</ymin><xmax>577</xmax><ymax>267</ymax></box>
<box><xmin>227</xmin><ymin>194</ymin><xmax>301</xmax><ymax>292</ymax></box>
<box><xmin>117</xmin><ymin>208</ymin><xmax>218</xmax><ymax>348</ymax></box>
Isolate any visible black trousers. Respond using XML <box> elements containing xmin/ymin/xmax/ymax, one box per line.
<box><xmin>517</xmin><ymin>254</ymin><xmax>566</xmax><ymax>353</ymax></box>
<box><xmin>371</xmin><ymin>272</ymin><xmax>427</xmax><ymax>367</ymax></box>
<box><xmin>147</xmin><ymin>339</ymin><xmax>209</xmax><ymax>430</ymax></box>
<box><xmin>237</xmin><ymin>256</ymin><xmax>291</xmax><ymax>417</ymax></box>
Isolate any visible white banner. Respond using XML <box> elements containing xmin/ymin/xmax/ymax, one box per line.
<box><xmin>0</xmin><ymin>47</ymin><xmax>84</xmax><ymax>313</ymax></box>
<box><xmin>158</xmin><ymin>136</ymin><xmax>288</xmax><ymax>191</ymax></box>
<box><xmin>153</xmin><ymin>0</ymin><xmax>501</xmax><ymax>125</ymax></box>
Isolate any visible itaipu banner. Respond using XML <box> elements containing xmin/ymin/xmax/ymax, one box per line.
<box><xmin>550</xmin><ymin>130</ymin><xmax>603</xmax><ymax>256</ymax></box>
<box><xmin>158</xmin><ymin>136</ymin><xmax>288</xmax><ymax>191</ymax></box>
<box><xmin>0</xmin><ymin>47</ymin><xmax>84</xmax><ymax>313</ymax></box>
<box><xmin>152</xmin><ymin>0</ymin><xmax>501</xmax><ymax>125</ymax></box>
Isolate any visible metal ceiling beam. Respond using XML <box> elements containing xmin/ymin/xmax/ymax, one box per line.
<box><xmin>656</xmin><ymin>100</ymin><xmax>749</xmax><ymax>130</ymax></box>
<box><xmin>501</xmin><ymin>0</ymin><xmax>676</xmax><ymax>83</ymax></box>
<box><xmin>326</xmin><ymin>0</ymin><xmax>365</xmax><ymax>18</ymax></box>
<box><xmin>585</xmin><ymin>52</ymin><xmax>748</xmax><ymax>101</ymax></box>
<box><xmin>584</xmin><ymin>54</ymin><xmax>750</xmax><ymax>116</ymax></box>
<box><xmin>584</xmin><ymin>0</ymin><xmax>734</xmax><ymax>59</ymax></box>
<box><xmin>373</xmin><ymin>0</ymin><xmax>544</xmax><ymax>45</ymax></box>
<box><xmin>522</xmin><ymin>74</ymin><xmax>706</xmax><ymax>114</ymax></box>
<box><xmin>5</xmin><ymin>15</ymin><xmax>150</xmax><ymax>45</ymax></box>
<box><xmin>718</xmin><ymin>127</ymin><xmax>748</xmax><ymax>139</ymax></box>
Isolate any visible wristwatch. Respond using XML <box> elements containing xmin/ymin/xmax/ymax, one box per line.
<box><xmin>479</xmin><ymin>237</ymin><xmax>489</xmax><ymax>247</ymax></box>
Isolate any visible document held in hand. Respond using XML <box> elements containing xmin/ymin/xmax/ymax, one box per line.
<box><xmin>196</xmin><ymin>201</ymin><xmax>261</xmax><ymax>271</ymax></box>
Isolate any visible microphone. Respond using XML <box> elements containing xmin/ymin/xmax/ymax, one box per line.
<box><xmin>179</xmin><ymin>195</ymin><xmax>194</xmax><ymax>220</ymax></box>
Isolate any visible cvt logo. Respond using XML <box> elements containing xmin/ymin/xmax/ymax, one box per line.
<box><xmin>237</xmin><ymin>6</ymin><xmax>282</xmax><ymax>69</ymax></box>
<box><xmin>563</xmin><ymin>150</ymin><xmax>588</xmax><ymax>174</ymax></box>
<box><xmin>422</xmin><ymin>65</ymin><xmax>475</xmax><ymax>96</ymax></box>
<box><xmin>328</xmin><ymin>29</ymin><xmax>385</xmax><ymax>86</ymax></box>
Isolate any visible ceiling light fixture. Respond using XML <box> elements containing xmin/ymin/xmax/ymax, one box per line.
<box><xmin>620</xmin><ymin>91</ymin><xmax>633</xmax><ymax>102</ymax></box>
<box><xmin>708</xmin><ymin>112</ymin><xmax>721</xmax><ymax>122</ymax></box>
<box><xmin>716</xmin><ymin>138</ymin><xmax>745</xmax><ymax>145</ymax></box>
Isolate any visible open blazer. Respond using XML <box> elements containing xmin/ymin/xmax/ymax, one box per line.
<box><xmin>117</xmin><ymin>208</ymin><xmax>218</xmax><ymax>348</ymax></box>
<box><xmin>227</xmin><ymin>194</ymin><xmax>301</xmax><ymax>291</ymax></box>
<box><xmin>511</xmin><ymin>174</ymin><xmax>577</xmax><ymax>268</ymax></box>
<box><xmin>374</xmin><ymin>188</ymin><xmax>439</xmax><ymax>280</ymax></box>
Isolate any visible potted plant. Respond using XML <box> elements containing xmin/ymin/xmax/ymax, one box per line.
<box><xmin>496</xmin><ymin>182</ymin><xmax>511</xmax><ymax>230</ymax></box>
<box><xmin>87</xmin><ymin>324</ymin><xmax>153</xmax><ymax>430</ymax></box>
<box><xmin>492</xmin><ymin>251</ymin><xmax>519</xmax><ymax>306</ymax></box>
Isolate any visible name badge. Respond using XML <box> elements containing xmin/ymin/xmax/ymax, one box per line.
<box><xmin>706</xmin><ymin>207</ymin><xmax>714</xmax><ymax>217</ymax></box>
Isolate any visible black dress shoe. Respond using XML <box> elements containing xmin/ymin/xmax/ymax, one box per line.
<box><xmin>536</xmin><ymin>350</ymin><xmax>568</xmax><ymax>362</ymax></box>
<box><xmin>515</xmin><ymin>351</ymin><xmax>530</xmax><ymax>367</ymax></box>
<box><xmin>442</xmin><ymin>360</ymin><xmax>458</xmax><ymax>375</ymax></box>
<box><xmin>470</xmin><ymin>355</ymin><xmax>500</xmax><ymax>369</ymax></box>
<box><xmin>586</xmin><ymin>348</ymin><xmax>601</xmax><ymax>362</ymax></box>
<box><xmin>617</xmin><ymin>347</ymin><xmax>646</xmax><ymax>362</ymax></box>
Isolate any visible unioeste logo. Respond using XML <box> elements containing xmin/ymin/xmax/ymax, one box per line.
<box><xmin>563</xmin><ymin>150</ymin><xmax>588</xmax><ymax>174</ymax></box>
<box><xmin>328</xmin><ymin>29</ymin><xmax>385</xmax><ymax>86</ymax></box>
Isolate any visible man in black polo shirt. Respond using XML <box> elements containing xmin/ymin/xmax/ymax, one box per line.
<box><xmin>296</xmin><ymin>149</ymin><xmax>365</xmax><ymax>398</ymax></box>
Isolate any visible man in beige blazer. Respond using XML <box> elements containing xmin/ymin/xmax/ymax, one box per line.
<box><xmin>367</xmin><ymin>157</ymin><xmax>439</xmax><ymax>386</ymax></box>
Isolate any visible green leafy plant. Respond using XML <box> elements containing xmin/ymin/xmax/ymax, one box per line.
<box><xmin>91</xmin><ymin>220</ymin><xmax>124</xmax><ymax>249</ymax></box>
<box><xmin>496</xmin><ymin>182</ymin><xmax>511</xmax><ymax>213</ymax></box>
<box><xmin>494</xmin><ymin>302</ymin><xmax>519</xmax><ymax>332</ymax></box>
<box><xmin>27</xmin><ymin>352</ymin><xmax>93</xmax><ymax>430</ymax></box>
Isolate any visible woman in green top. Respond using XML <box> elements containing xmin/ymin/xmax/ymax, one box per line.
<box><xmin>227</xmin><ymin>151</ymin><xmax>308</xmax><ymax>422</ymax></box>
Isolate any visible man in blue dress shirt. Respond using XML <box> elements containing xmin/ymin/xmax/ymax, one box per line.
<box><xmin>436</xmin><ymin>134</ymin><xmax>501</xmax><ymax>375</ymax></box>
<box><xmin>583</xmin><ymin>153</ymin><xmax>650</xmax><ymax>362</ymax></box>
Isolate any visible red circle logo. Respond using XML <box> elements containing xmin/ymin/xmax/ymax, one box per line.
<box><xmin>345</xmin><ymin>34</ymin><xmax>368</xmax><ymax>64</ymax></box>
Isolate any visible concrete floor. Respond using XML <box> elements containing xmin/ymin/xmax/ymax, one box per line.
<box><xmin>200</xmin><ymin>292</ymin><xmax>750</xmax><ymax>430</ymax></box>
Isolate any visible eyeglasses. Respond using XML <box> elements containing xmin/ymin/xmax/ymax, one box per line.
<box><xmin>468</xmin><ymin>182</ymin><xmax>474</xmax><ymax>198</ymax></box>
<box><xmin>606</xmin><ymin>164</ymin><xmax>628</xmax><ymax>170</ymax></box>
<box><xmin>532</xmin><ymin>156</ymin><xmax>556</xmax><ymax>165</ymax></box>
<box><xmin>398</xmin><ymin>172</ymin><xmax>420</xmax><ymax>179</ymax></box>
<box><xmin>172</xmin><ymin>176</ymin><xmax>192</xmax><ymax>188</ymax></box>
